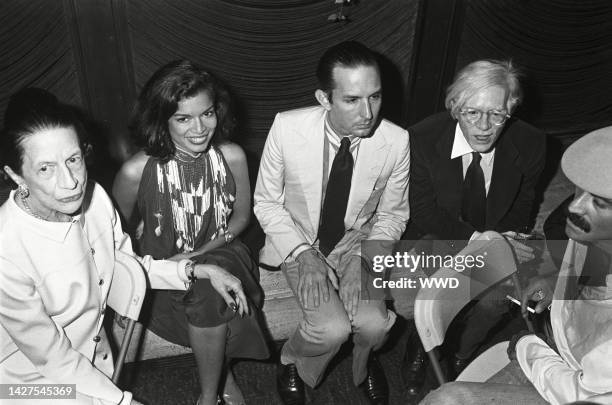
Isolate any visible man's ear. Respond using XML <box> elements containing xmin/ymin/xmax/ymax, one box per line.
<box><xmin>315</xmin><ymin>89</ymin><xmax>332</xmax><ymax>111</ymax></box>
<box><xmin>3</xmin><ymin>165</ymin><xmax>22</xmax><ymax>186</ymax></box>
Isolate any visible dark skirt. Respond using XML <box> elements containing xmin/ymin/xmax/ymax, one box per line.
<box><xmin>144</xmin><ymin>240</ymin><xmax>270</xmax><ymax>360</ymax></box>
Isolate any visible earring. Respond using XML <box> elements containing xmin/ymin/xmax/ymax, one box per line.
<box><xmin>17</xmin><ymin>184</ymin><xmax>30</xmax><ymax>199</ymax></box>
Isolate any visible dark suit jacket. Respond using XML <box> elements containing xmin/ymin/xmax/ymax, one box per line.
<box><xmin>408</xmin><ymin>111</ymin><xmax>546</xmax><ymax>241</ymax></box>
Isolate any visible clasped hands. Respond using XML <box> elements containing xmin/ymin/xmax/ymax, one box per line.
<box><xmin>295</xmin><ymin>249</ymin><xmax>364</xmax><ymax>320</ymax></box>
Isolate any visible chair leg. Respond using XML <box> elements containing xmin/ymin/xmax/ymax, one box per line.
<box><xmin>428</xmin><ymin>349</ymin><xmax>446</xmax><ymax>386</ymax></box>
<box><xmin>112</xmin><ymin>319</ymin><xmax>136</xmax><ymax>384</ymax></box>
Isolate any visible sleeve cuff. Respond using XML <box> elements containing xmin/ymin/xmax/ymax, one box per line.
<box><xmin>176</xmin><ymin>259</ymin><xmax>191</xmax><ymax>283</ymax></box>
<box><xmin>286</xmin><ymin>243</ymin><xmax>313</xmax><ymax>262</ymax></box>
<box><xmin>515</xmin><ymin>334</ymin><xmax>550</xmax><ymax>377</ymax></box>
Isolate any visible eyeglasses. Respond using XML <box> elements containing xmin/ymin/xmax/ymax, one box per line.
<box><xmin>459</xmin><ymin>108</ymin><xmax>510</xmax><ymax>126</ymax></box>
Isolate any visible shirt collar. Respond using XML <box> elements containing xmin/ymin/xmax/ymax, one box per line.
<box><xmin>324</xmin><ymin>114</ymin><xmax>361</xmax><ymax>147</ymax></box>
<box><xmin>451</xmin><ymin>123</ymin><xmax>495</xmax><ymax>164</ymax></box>
<box><xmin>8</xmin><ymin>190</ymin><xmax>83</xmax><ymax>243</ymax></box>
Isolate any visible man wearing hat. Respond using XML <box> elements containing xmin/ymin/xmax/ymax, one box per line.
<box><xmin>420</xmin><ymin>126</ymin><xmax>612</xmax><ymax>405</ymax></box>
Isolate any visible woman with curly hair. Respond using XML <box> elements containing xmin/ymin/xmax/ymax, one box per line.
<box><xmin>113</xmin><ymin>60</ymin><xmax>269</xmax><ymax>405</ymax></box>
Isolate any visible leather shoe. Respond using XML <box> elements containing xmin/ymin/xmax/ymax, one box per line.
<box><xmin>360</xmin><ymin>356</ymin><xmax>389</xmax><ymax>405</ymax></box>
<box><xmin>276</xmin><ymin>363</ymin><xmax>305</xmax><ymax>405</ymax></box>
<box><xmin>401</xmin><ymin>328</ymin><xmax>428</xmax><ymax>396</ymax></box>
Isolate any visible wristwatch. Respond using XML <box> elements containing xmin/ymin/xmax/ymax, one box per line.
<box><xmin>184</xmin><ymin>260</ymin><xmax>196</xmax><ymax>283</ymax></box>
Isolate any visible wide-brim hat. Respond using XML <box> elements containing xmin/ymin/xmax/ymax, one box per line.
<box><xmin>562</xmin><ymin>125</ymin><xmax>612</xmax><ymax>199</ymax></box>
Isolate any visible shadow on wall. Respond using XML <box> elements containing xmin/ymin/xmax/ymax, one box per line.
<box><xmin>531</xmin><ymin>135</ymin><xmax>565</xmax><ymax>228</ymax></box>
<box><xmin>72</xmin><ymin>106</ymin><xmax>123</xmax><ymax>193</ymax></box>
<box><xmin>376</xmin><ymin>52</ymin><xmax>406</xmax><ymax>127</ymax></box>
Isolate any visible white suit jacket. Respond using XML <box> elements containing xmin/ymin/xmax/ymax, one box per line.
<box><xmin>254</xmin><ymin>106</ymin><xmax>410</xmax><ymax>268</ymax></box>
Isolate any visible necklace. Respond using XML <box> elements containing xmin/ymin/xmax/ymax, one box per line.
<box><xmin>19</xmin><ymin>195</ymin><xmax>71</xmax><ymax>222</ymax></box>
<box><xmin>20</xmin><ymin>195</ymin><xmax>50</xmax><ymax>221</ymax></box>
<box><xmin>174</xmin><ymin>144</ymin><xmax>203</xmax><ymax>162</ymax></box>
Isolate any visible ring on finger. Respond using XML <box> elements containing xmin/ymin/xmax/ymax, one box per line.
<box><xmin>533</xmin><ymin>289</ymin><xmax>545</xmax><ymax>300</ymax></box>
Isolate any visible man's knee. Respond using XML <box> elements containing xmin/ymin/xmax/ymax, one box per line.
<box><xmin>352</xmin><ymin>302</ymin><xmax>395</xmax><ymax>340</ymax></box>
<box><xmin>303</xmin><ymin>311</ymin><xmax>352</xmax><ymax>347</ymax></box>
<box><xmin>322</xmin><ymin>316</ymin><xmax>352</xmax><ymax>347</ymax></box>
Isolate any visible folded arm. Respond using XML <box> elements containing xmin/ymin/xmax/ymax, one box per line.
<box><xmin>517</xmin><ymin>334</ymin><xmax>612</xmax><ymax>404</ymax></box>
<box><xmin>112</xmin><ymin>205</ymin><xmax>189</xmax><ymax>290</ymax></box>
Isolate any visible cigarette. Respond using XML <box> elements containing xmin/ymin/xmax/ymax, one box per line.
<box><xmin>506</xmin><ymin>295</ymin><xmax>535</xmax><ymax>313</ymax></box>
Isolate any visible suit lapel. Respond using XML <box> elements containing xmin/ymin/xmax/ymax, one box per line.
<box><xmin>295</xmin><ymin>115</ymin><xmax>325</xmax><ymax>235</ymax></box>
<box><xmin>486</xmin><ymin>134</ymin><xmax>520</xmax><ymax>226</ymax></box>
<box><xmin>436</xmin><ymin>129</ymin><xmax>464</xmax><ymax>215</ymax></box>
<box><xmin>345</xmin><ymin>128</ymin><xmax>388</xmax><ymax>226</ymax></box>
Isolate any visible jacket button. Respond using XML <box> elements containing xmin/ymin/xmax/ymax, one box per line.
<box><xmin>93</xmin><ymin>335</ymin><xmax>101</xmax><ymax>342</ymax></box>
<box><xmin>91</xmin><ymin>248</ymin><xmax>95</xmax><ymax>255</ymax></box>
<box><xmin>99</xmin><ymin>278</ymin><xmax>104</xmax><ymax>286</ymax></box>
<box><xmin>102</xmin><ymin>353</ymin><xmax>108</xmax><ymax>360</ymax></box>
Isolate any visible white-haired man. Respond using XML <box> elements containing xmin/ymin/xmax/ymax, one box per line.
<box><xmin>400</xmin><ymin>59</ymin><xmax>546</xmax><ymax>393</ymax></box>
<box><xmin>421</xmin><ymin>126</ymin><xmax>612</xmax><ymax>405</ymax></box>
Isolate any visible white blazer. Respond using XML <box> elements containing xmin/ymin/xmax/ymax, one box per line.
<box><xmin>0</xmin><ymin>183</ymin><xmax>189</xmax><ymax>405</ymax></box>
<box><xmin>254</xmin><ymin>106</ymin><xmax>410</xmax><ymax>267</ymax></box>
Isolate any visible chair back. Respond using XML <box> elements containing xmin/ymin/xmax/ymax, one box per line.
<box><xmin>107</xmin><ymin>250</ymin><xmax>147</xmax><ymax>320</ymax></box>
<box><xmin>107</xmin><ymin>250</ymin><xmax>147</xmax><ymax>383</ymax></box>
<box><xmin>414</xmin><ymin>232</ymin><xmax>518</xmax><ymax>384</ymax></box>
<box><xmin>415</xmin><ymin>234</ymin><xmax>516</xmax><ymax>352</ymax></box>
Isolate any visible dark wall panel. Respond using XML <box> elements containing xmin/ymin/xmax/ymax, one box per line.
<box><xmin>125</xmin><ymin>0</ymin><xmax>419</xmax><ymax>155</ymax></box>
<box><xmin>0</xmin><ymin>0</ymin><xmax>82</xmax><ymax>128</ymax></box>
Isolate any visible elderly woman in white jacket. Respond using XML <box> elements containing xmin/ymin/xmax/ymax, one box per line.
<box><xmin>0</xmin><ymin>89</ymin><xmax>247</xmax><ymax>405</ymax></box>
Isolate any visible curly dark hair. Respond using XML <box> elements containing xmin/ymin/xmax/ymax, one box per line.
<box><xmin>130</xmin><ymin>59</ymin><xmax>236</xmax><ymax>162</ymax></box>
<box><xmin>0</xmin><ymin>88</ymin><xmax>92</xmax><ymax>187</ymax></box>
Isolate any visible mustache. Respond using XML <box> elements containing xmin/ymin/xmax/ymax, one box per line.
<box><xmin>568</xmin><ymin>212</ymin><xmax>591</xmax><ymax>233</ymax></box>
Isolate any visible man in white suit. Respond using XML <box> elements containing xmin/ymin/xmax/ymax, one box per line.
<box><xmin>254</xmin><ymin>41</ymin><xmax>410</xmax><ymax>405</ymax></box>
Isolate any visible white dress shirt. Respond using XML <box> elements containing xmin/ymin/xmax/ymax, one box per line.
<box><xmin>450</xmin><ymin>123</ymin><xmax>495</xmax><ymax>195</ymax></box>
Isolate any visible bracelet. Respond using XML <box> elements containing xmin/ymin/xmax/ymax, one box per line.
<box><xmin>185</xmin><ymin>260</ymin><xmax>196</xmax><ymax>284</ymax></box>
<box><xmin>224</xmin><ymin>230</ymin><xmax>235</xmax><ymax>244</ymax></box>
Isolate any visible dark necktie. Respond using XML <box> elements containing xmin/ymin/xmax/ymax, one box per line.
<box><xmin>318</xmin><ymin>137</ymin><xmax>353</xmax><ymax>256</ymax></box>
<box><xmin>461</xmin><ymin>152</ymin><xmax>486</xmax><ymax>231</ymax></box>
